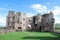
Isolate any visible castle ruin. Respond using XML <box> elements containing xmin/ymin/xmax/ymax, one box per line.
<box><xmin>6</xmin><ymin>11</ymin><xmax>55</xmax><ymax>32</ymax></box>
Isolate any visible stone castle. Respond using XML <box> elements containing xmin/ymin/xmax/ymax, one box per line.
<box><xmin>6</xmin><ymin>10</ymin><xmax>55</xmax><ymax>32</ymax></box>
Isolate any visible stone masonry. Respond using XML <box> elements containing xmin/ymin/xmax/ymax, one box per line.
<box><xmin>6</xmin><ymin>11</ymin><xmax>55</xmax><ymax>32</ymax></box>
<box><xmin>6</xmin><ymin>11</ymin><xmax>27</xmax><ymax>31</ymax></box>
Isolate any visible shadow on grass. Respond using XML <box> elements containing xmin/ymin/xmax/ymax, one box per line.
<box><xmin>22</xmin><ymin>32</ymin><xmax>60</xmax><ymax>40</ymax></box>
<box><xmin>23</xmin><ymin>36</ymin><xmax>59</xmax><ymax>40</ymax></box>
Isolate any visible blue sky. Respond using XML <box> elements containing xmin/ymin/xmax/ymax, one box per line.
<box><xmin>0</xmin><ymin>0</ymin><xmax>60</xmax><ymax>26</ymax></box>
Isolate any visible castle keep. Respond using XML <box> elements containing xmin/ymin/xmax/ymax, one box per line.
<box><xmin>6</xmin><ymin>11</ymin><xmax>55</xmax><ymax>32</ymax></box>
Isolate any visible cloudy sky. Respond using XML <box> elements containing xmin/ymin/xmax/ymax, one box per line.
<box><xmin>0</xmin><ymin>0</ymin><xmax>60</xmax><ymax>26</ymax></box>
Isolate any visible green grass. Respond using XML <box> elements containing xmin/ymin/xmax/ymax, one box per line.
<box><xmin>55</xmin><ymin>25</ymin><xmax>60</xmax><ymax>30</ymax></box>
<box><xmin>55</xmin><ymin>23</ymin><xmax>60</xmax><ymax>30</ymax></box>
<box><xmin>0</xmin><ymin>27</ymin><xmax>6</xmax><ymax>29</ymax></box>
<box><xmin>0</xmin><ymin>32</ymin><xmax>60</xmax><ymax>40</ymax></box>
<box><xmin>55</xmin><ymin>27</ymin><xmax>60</xmax><ymax>30</ymax></box>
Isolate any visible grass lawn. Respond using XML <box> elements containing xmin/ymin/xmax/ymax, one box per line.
<box><xmin>55</xmin><ymin>28</ymin><xmax>60</xmax><ymax>30</ymax></box>
<box><xmin>0</xmin><ymin>32</ymin><xmax>60</xmax><ymax>40</ymax></box>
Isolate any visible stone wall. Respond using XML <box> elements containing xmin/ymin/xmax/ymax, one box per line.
<box><xmin>6</xmin><ymin>11</ymin><xmax>55</xmax><ymax>32</ymax></box>
<box><xmin>6</xmin><ymin>11</ymin><xmax>27</xmax><ymax>31</ymax></box>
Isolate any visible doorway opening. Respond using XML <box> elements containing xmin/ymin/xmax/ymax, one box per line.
<box><xmin>18</xmin><ymin>27</ymin><xmax>22</xmax><ymax>29</ymax></box>
<box><xmin>39</xmin><ymin>26</ymin><xmax>41</xmax><ymax>31</ymax></box>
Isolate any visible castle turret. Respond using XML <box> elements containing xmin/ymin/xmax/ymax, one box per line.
<box><xmin>6</xmin><ymin>11</ymin><xmax>15</xmax><ymax>30</ymax></box>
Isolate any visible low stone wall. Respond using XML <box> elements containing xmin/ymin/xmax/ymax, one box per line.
<box><xmin>0</xmin><ymin>29</ymin><xmax>15</xmax><ymax>34</ymax></box>
<box><xmin>0</xmin><ymin>29</ymin><xmax>6</xmax><ymax>34</ymax></box>
<box><xmin>54</xmin><ymin>30</ymin><xmax>60</xmax><ymax>34</ymax></box>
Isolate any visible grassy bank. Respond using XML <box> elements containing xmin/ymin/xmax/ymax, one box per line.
<box><xmin>0</xmin><ymin>32</ymin><xmax>60</xmax><ymax>40</ymax></box>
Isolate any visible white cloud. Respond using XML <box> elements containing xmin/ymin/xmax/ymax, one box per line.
<box><xmin>52</xmin><ymin>6</ymin><xmax>60</xmax><ymax>23</ymax></box>
<box><xmin>30</xmin><ymin>4</ymin><xmax>60</xmax><ymax>23</ymax></box>
<box><xmin>0</xmin><ymin>14</ymin><xmax>6</xmax><ymax>26</ymax></box>
<box><xmin>27</xmin><ymin>12</ymin><xmax>34</xmax><ymax>17</ymax></box>
<box><xmin>0</xmin><ymin>8</ymin><xmax>8</xmax><ymax>12</ymax></box>
<box><xmin>30</xmin><ymin>4</ymin><xmax>47</xmax><ymax>13</ymax></box>
<box><xmin>0</xmin><ymin>7</ymin><xmax>8</xmax><ymax>26</ymax></box>
<box><xmin>55</xmin><ymin>17</ymin><xmax>60</xmax><ymax>23</ymax></box>
<box><xmin>53</xmin><ymin>6</ymin><xmax>60</xmax><ymax>15</ymax></box>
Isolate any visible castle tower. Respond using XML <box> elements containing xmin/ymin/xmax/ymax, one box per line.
<box><xmin>6</xmin><ymin>11</ymin><xmax>15</xmax><ymax>30</ymax></box>
<box><xmin>49</xmin><ymin>11</ymin><xmax>55</xmax><ymax>32</ymax></box>
<box><xmin>41</xmin><ymin>11</ymin><xmax>55</xmax><ymax>32</ymax></box>
<box><xmin>14</xmin><ymin>12</ymin><xmax>27</xmax><ymax>31</ymax></box>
